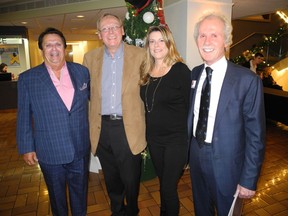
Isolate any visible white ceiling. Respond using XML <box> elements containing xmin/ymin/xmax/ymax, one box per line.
<box><xmin>232</xmin><ymin>0</ymin><xmax>287</xmax><ymax>18</ymax></box>
<box><xmin>0</xmin><ymin>0</ymin><xmax>287</xmax><ymax>41</ymax></box>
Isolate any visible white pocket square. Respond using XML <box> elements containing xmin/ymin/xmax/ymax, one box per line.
<box><xmin>191</xmin><ymin>80</ymin><xmax>196</xmax><ymax>89</ymax></box>
<box><xmin>79</xmin><ymin>83</ymin><xmax>87</xmax><ymax>91</ymax></box>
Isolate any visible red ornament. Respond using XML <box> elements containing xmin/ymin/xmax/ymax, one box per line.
<box><xmin>156</xmin><ymin>0</ymin><xmax>166</xmax><ymax>25</ymax></box>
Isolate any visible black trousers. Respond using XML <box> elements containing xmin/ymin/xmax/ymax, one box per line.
<box><xmin>97</xmin><ymin>118</ymin><xmax>142</xmax><ymax>216</ymax></box>
<box><xmin>148</xmin><ymin>143</ymin><xmax>187</xmax><ymax>216</ymax></box>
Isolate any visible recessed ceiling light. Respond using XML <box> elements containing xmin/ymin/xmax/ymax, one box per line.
<box><xmin>21</xmin><ymin>21</ymin><xmax>28</xmax><ymax>24</ymax></box>
<box><xmin>77</xmin><ymin>15</ymin><xmax>84</xmax><ymax>18</ymax></box>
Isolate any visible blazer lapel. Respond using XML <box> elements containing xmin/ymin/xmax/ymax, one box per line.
<box><xmin>38</xmin><ymin>63</ymin><xmax>67</xmax><ymax>109</ymax></box>
<box><xmin>190</xmin><ymin>65</ymin><xmax>204</xmax><ymax>116</ymax></box>
<box><xmin>67</xmin><ymin>63</ymin><xmax>77</xmax><ymax>110</ymax></box>
<box><xmin>188</xmin><ymin>64</ymin><xmax>204</xmax><ymax>138</ymax></box>
<box><xmin>214</xmin><ymin>61</ymin><xmax>237</xmax><ymax>129</ymax></box>
<box><xmin>122</xmin><ymin>44</ymin><xmax>133</xmax><ymax>94</ymax></box>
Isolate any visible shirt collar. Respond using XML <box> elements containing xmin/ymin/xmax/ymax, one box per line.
<box><xmin>45</xmin><ymin>62</ymin><xmax>67</xmax><ymax>76</ymax></box>
<box><xmin>204</xmin><ymin>56</ymin><xmax>227</xmax><ymax>71</ymax></box>
<box><xmin>104</xmin><ymin>42</ymin><xmax>124</xmax><ymax>59</ymax></box>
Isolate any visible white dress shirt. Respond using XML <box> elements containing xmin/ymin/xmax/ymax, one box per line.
<box><xmin>193</xmin><ymin>56</ymin><xmax>227</xmax><ymax>143</ymax></box>
<box><xmin>249</xmin><ymin>60</ymin><xmax>257</xmax><ymax>73</ymax></box>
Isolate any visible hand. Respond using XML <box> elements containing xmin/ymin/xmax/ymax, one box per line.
<box><xmin>23</xmin><ymin>152</ymin><xmax>38</xmax><ymax>166</ymax></box>
<box><xmin>237</xmin><ymin>184</ymin><xmax>255</xmax><ymax>199</ymax></box>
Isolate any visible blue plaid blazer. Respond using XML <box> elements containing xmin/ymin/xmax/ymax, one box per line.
<box><xmin>17</xmin><ymin>62</ymin><xmax>90</xmax><ymax>164</ymax></box>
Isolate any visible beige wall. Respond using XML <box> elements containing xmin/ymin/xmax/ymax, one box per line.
<box><xmin>165</xmin><ymin>0</ymin><xmax>233</xmax><ymax>69</ymax></box>
<box><xmin>28</xmin><ymin>39</ymin><xmax>42</xmax><ymax>68</ymax></box>
<box><xmin>28</xmin><ymin>36</ymin><xmax>103</xmax><ymax>68</ymax></box>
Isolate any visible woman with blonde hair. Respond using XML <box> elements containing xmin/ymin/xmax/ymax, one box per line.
<box><xmin>140</xmin><ymin>26</ymin><xmax>191</xmax><ymax>216</ymax></box>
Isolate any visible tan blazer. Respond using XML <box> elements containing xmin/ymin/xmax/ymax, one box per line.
<box><xmin>83</xmin><ymin>43</ymin><xmax>147</xmax><ymax>155</ymax></box>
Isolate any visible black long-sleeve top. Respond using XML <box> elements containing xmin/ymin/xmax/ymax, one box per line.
<box><xmin>140</xmin><ymin>62</ymin><xmax>191</xmax><ymax>146</ymax></box>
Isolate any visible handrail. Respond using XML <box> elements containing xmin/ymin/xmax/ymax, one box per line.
<box><xmin>230</xmin><ymin>32</ymin><xmax>258</xmax><ymax>49</ymax></box>
<box><xmin>231</xmin><ymin>31</ymin><xmax>287</xmax><ymax>50</ymax></box>
<box><xmin>231</xmin><ymin>31</ymin><xmax>287</xmax><ymax>65</ymax></box>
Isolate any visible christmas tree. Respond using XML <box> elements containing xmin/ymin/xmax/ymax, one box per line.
<box><xmin>124</xmin><ymin>0</ymin><xmax>167</xmax><ymax>47</ymax></box>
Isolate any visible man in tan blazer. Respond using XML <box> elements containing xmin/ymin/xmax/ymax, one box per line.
<box><xmin>83</xmin><ymin>13</ymin><xmax>146</xmax><ymax>216</ymax></box>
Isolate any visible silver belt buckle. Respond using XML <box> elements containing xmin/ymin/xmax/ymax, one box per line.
<box><xmin>110</xmin><ymin>114</ymin><xmax>120</xmax><ymax>120</ymax></box>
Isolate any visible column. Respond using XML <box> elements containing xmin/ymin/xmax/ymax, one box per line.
<box><xmin>164</xmin><ymin>0</ymin><xmax>233</xmax><ymax>69</ymax></box>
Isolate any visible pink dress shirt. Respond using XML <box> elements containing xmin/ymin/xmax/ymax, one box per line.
<box><xmin>46</xmin><ymin>63</ymin><xmax>75</xmax><ymax>111</ymax></box>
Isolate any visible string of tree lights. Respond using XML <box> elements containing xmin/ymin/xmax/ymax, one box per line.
<box><xmin>124</xmin><ymin>0</ymin><xmax>167</xmax><ymax>47</ymax></box>
<box><xmin>232</xmin><ymin>23</ymin><xmax>287</xmax><ymax>65</ymax></box>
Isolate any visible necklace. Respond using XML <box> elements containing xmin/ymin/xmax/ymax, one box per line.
<box><xmin>145</xmin><ymin>77</ymin><xmax>163</xmax><ymax>113</ymax></box>
<box><xmin>151</xmin><ymin>77</ymin><xmax>159</xmax><ymax>81</ymax></box>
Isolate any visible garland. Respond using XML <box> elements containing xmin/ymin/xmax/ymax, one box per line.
<box><xmin>124</xmin><ymin>0</ymin><xmax>161</xmax><ymax>46</ymax></box>
<box><xmin>232</xmin><ymin>24</ymin><xmax>288</xmax><ymax>65</ymax></box>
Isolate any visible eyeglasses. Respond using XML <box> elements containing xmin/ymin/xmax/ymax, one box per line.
<box><xmin>100</xmin><ymin>25</ymin><xmax>122</xmax><ymax>33</ymax></box>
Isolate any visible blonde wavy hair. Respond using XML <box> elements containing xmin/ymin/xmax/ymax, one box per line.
<box><xmin>139</xmin><ymin>26</ymin><xmax>184</xmax><ymax>86</ymax></box>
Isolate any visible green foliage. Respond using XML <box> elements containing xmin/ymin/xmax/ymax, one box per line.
<box><xmin>124</xmin><ymin>1</ymin><xmax>160</xmax><ymax>46</ymax></box>
<box><xmin>232</xmin><ymin>24</ymin><xmax>288</xmax><ymax>65</ymax></box>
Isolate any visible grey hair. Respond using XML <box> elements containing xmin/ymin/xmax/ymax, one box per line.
<box><xmin>96</xmin><ymin>13</ymin><xmax>123</xmax><ymax>31</ymax></box>
<box><xmin>194</xmin><ymin>12</ymin><xmax>233</xmax><ymax>49</ymax></box>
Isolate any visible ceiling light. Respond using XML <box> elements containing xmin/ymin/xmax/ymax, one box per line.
<box><xmin>77</xmin><ymin>15</ymin><xmax>84</xmax><ymax>18</ymax></box>
<box><xmin>21</xmin><ymin>21</ymin><xmax>28</xmax><ymax>24</ymax></box>
<box><xmin>277</xmin><ymin>11</ymin><xmax>288</xmax><ymax>24</ymax></box>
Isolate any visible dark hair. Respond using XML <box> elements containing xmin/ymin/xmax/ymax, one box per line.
<box><xmin>0</xmin><ymin>63</ymin><xmax>7</xmax><ymax>72</ymax></box>
<box><xmin>38</xmin><ymin>27</ymin><xmax>67</xmax><ymax>50</ymax></box>
<box><xmin>254</xmin><ymin>52</ymin><xmax>264</xmax><ymax>58</ymax></box>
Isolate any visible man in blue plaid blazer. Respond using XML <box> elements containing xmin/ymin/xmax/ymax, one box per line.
<box><xmin>16</xmin><ymin>28</ymin><xmax>90</xmax><ymax>216</ymax></box>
